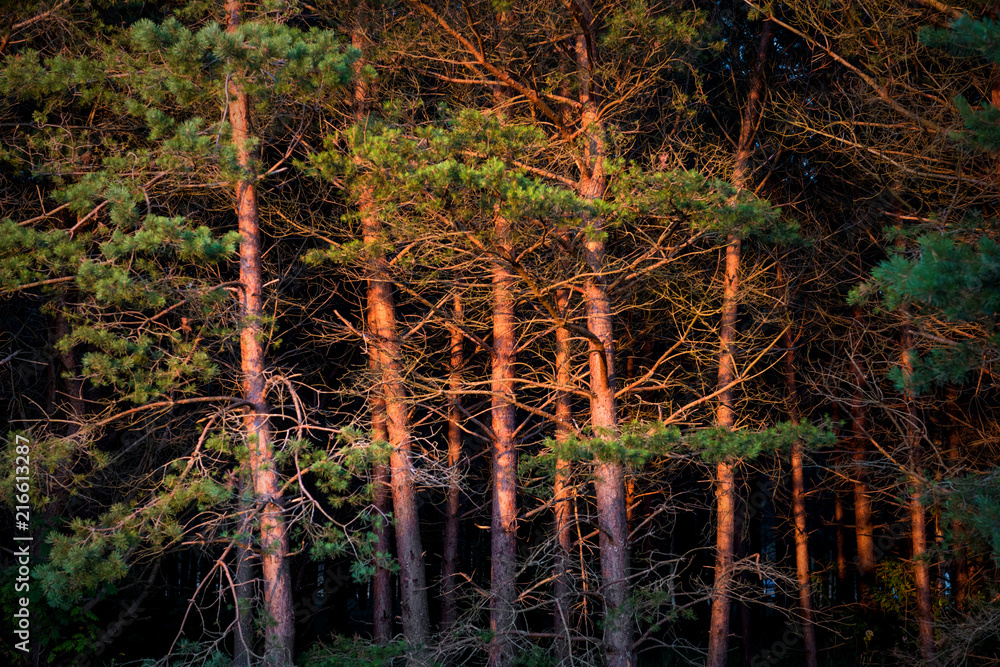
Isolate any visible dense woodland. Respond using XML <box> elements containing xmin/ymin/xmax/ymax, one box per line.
<box><xmin>2</xmin><ymin>1</ymin><xmax>1000</xmax><ymax>665</ymax></box>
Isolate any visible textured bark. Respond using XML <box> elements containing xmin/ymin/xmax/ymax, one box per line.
<box><xmin>902</xmin><ymin>328</ymin><xmax>937</xmax><ymax>666</ymax></box>
<box><xmin>361</xmin><ymin>187</ymin><xmax>431</xmax><ymax>649</ymax></box>
<box><xmin>780</xmin><ymin>289</ymin><xmax>818</xmax><ymax>667</ymax></box>
<box><xmin>849</xmin><ymin>309</ymin><xmax>877</xmax><ymax>603</ymax></box>
<box><xmin>573</xmin><ymin>6</ymin><xmax>632</xmax><ymax>664</ymax></box>
<box><xmin>489</xmin><ymin>213</ymin><xmax>518</xmax><ymax>667</ymax></box>
<box><xmin>370</xmin><ymin>352</ymin><xmax>393</xmax><ymax>645</ymax></box>
<box><xmin>441</xmin><ymin>293</ymin><xmax>464</xmax><ymax>630</ymax></box>
<box><xmin>707</xmin><ymin>19</ymin><xmax>771</xmax><ymax>667</ymax></box>
<box><xmin>226</xmin><ymin>2</ymin><xmax>293</xmax><ymax>663</ymax></box>
<box><xmin>352</xmin><ymin>10</ymin><xmax>429</xmax><ymax>648</ymax></box>
<box><xmin>234</xmin><ymin>476</ymin><xmax>255</xmax><ymax>667</ymax></box>
<box><xmin>553</xmin><ymin>287</ymin><xmax>574</xmax><ymax>664</ymax></box>
<box><xmin>353</xmin><ymin>14</ymin><xmax>395</xmax><ymax>646</ymax></box>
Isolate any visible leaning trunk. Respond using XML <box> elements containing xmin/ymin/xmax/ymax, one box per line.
<box><xmin>226</xmin><ymin>2</ymin><xmax>293</xmax><ymax>663</ymax></box>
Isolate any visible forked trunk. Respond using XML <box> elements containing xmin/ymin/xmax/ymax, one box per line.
<box><xmin>361</xmin><ymin>190</ymin><xmax>431</xmax><ymax>649</ymax></box>
<box><xmin>489</xmin><ymin>213</ymin><xmax>518</xmax><ymax>667</ymax></box>
<box><xmin>226</xmin><ymin>2</ymin><xmax>293</xmax><ymax>663</ymax></box>
<box><xmin>353</xmin><ymin>11</ymin><xmax>428</xmax><ymax>649</ymax></box>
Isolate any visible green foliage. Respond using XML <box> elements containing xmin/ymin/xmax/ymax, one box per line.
<box><xmin>922</xmin><ymin>14</ymin><xmax>1000</xmax><ymax>149</ymax></box>
<box><xmin>852</xmin><ymin>233</ymin><xmax>1000</xmax><ymax>391</ymax></box>
<box><xmin>684</xmin><ymin>420</ymin><xmax>836</xmax><ymax>463</ymax></box>
<box><xmin>939</xmin><ymin>468</ymin><xmax>1000</xmax><ymax>565</ymax></box>
<box><xmin>302</xmin><ymin>636</ymin><xmax>407</xmax><ymax>667</ymax></box>
<box><xmin>608</xmin><ymin>161</ymin><xmax>792</xmax><ymax>243</ymax></box>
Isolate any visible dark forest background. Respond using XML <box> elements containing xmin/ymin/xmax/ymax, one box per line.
<box><xmin>2</xmin><ymin>1</ymin><xmax>1000</xmax><ymax>666</ymax></box>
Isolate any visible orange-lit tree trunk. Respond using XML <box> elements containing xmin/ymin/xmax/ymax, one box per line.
<box><xmin>353</xmin><ymin>13</ymin><xmax>397</xmax><ymax>645</ymax></box>
<box><xmin>226</xmin><ymin>2</ymin><xmax>294</xmax><ymax>663</ymax></box>
<box><xmin>368</xmin><ymin>319</ymin><xmax>393</xmax><ymax>645</ymax></box>
<box><xmin>901</xmin><ymin>326</ymin><xmax>937</xmax><ymax>666</ymax></box>
<box><xmin>706</xmin><ymin>18</ymin><xmax>771</xmax><ymax>667</ymax></box>
<box><xmin>779</xmin><ymin>265</ymin><xmax>818</xmax><ymax>667</ymax></box>
<box><xmin>441</xmin><ymin>292</ymin><xmax>464</xmax><ymax>630</ymax></box>
<box><xmin>490</xmin><ymin>213</ymin><xmax>518</xmax><ymax>667</ymax></box>
<box><xmin>573</xmin><ymin>6</ymin><xmax>632</xmax><ymax>664</ymax></box>
<box><xmin>371</xmin><ymin>398</ymin><xmax>393</xmax><ymax>644</ymax></box>
<box><xmin>553</xmin><ymin>287</ymin><xmax>574</xmax><ymax>663</ymax></box>
<box><xmin>361</xmin><ymin>189</ymin><xmax>431</xmax><ymax>651</ymax></box>
<box><xmin>849</xmin><ymin>309</ymin><xmax>877</xmax><ymax>604</ymax></box>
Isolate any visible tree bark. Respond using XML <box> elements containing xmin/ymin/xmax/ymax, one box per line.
<box><xmin>233</xmin><ymin>476</ymin><xmax>255</xmax><ymax>666</ymax></box>
<box><xmin>441</xmin><ymin>292</ymin><xmax>464</xmax><ymax>630</ymax></box>
<box><xmin>361</xmin><ymin>190</ymin><xmax>431</xmax><ymax>652</ymax></box>
<box><xmin>901</xmin><ymin>327</ymin><xmax>937</xmax><ymax>666</ymax></box>
<box><xmin>571</xmin><ymin>6</ymin><xmax>633</xmax><ymax>665</ymax></box>
<box><xmin>553</xmin><ymin>287</ymin><xmax>574</xmax><ymax>664</ymax></box>
<box><xmin>369</xmin><ymin>348</ymin><xmax>393</xmax><ymax>645</ymax></box>
<box><xmin>779</xmin><ymin>266</ymin><xmax>819</xmax><ymax>667</ymax></box>
<box><xmin>707</xmin><ymin>18</ymin><xmax>771</xmax><ymax>667</ymax></box>
<box><xmin>849</xmin><ymin>309</ymin><xmax>877</xmax><ymax>605</ymax></box>
<box><xmin>226</xmin><ymin>2</ymin><xmax>293</xmax><ymax>663</ymax></box>
<box><xmin>352</xmin><ymin>7</ymin><xmax>428</xmax><ymax>649</ymax></box>
<box><xmin>489</xmin><ymin>212</ymin><xmax>518</xmax><ymax>667</ymax></box>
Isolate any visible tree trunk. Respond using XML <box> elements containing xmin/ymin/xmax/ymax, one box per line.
<box><xmin>946</xmin><ymin>387</ymin><xmax>969</xmax><ymax>611</ymax></box>
<box><xmin>553</xmin><ymin>287</ymin><xmax>574</xmax><ymax>664</ymax></box>
<box><xmin>369</xmin><ymin>350</ymin><xmax>393</xmax><ymax>645</ymax></box>
<box><xmin>226</xmin><ymin>2</ymin><xmax>293</xmax><ymax>663</ymax></box>
<box><xmin>779</xmin><ymin>273</ymin><xmax>819</xmax><ymax>667</ymax></box>
<box><xmin>441</xmin><ymin>292</ymin><xmax>464</xmax><ymax>630</ymax></box>
<box><xmin>489</xmin><ymin>212</ymin><xmax>518</xmax><ymax>667</ymax></box>
<box><xmin>234</xmin><ymin>475</ymin><xmax>255</xmax><ymax>666</ymax></box>
<box><xmin>573</xmin><ymin>6</ymin><xmax>633</xmax><ymax>664</ymax></box>
<box><xmin>707</xmin><ymin>18</ymin><xmax>771</xmax><ymax>667</ymax></box>
<box><xmin>901</xmin><ymin>327</ymin><xmax>937</xmax><ymax>666</ymax></box>
<box><xmin>361</xmin><ymin>189</ymin><xmax>431</xmax><ymax>652</ymax></box>
<box><xmin>849</xmin><ymin>309</ymin><xmax>877</xmax><ymax>605</ymax></box>
<box><xmin>352</xmin><ymin>8</ymin><xmax>428</xmax><ymax>650</ymax></box>
<box><xmin>834</xmin><ymin>489</ymin><xmax>849</xmax><ymax>603</ymax></box>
